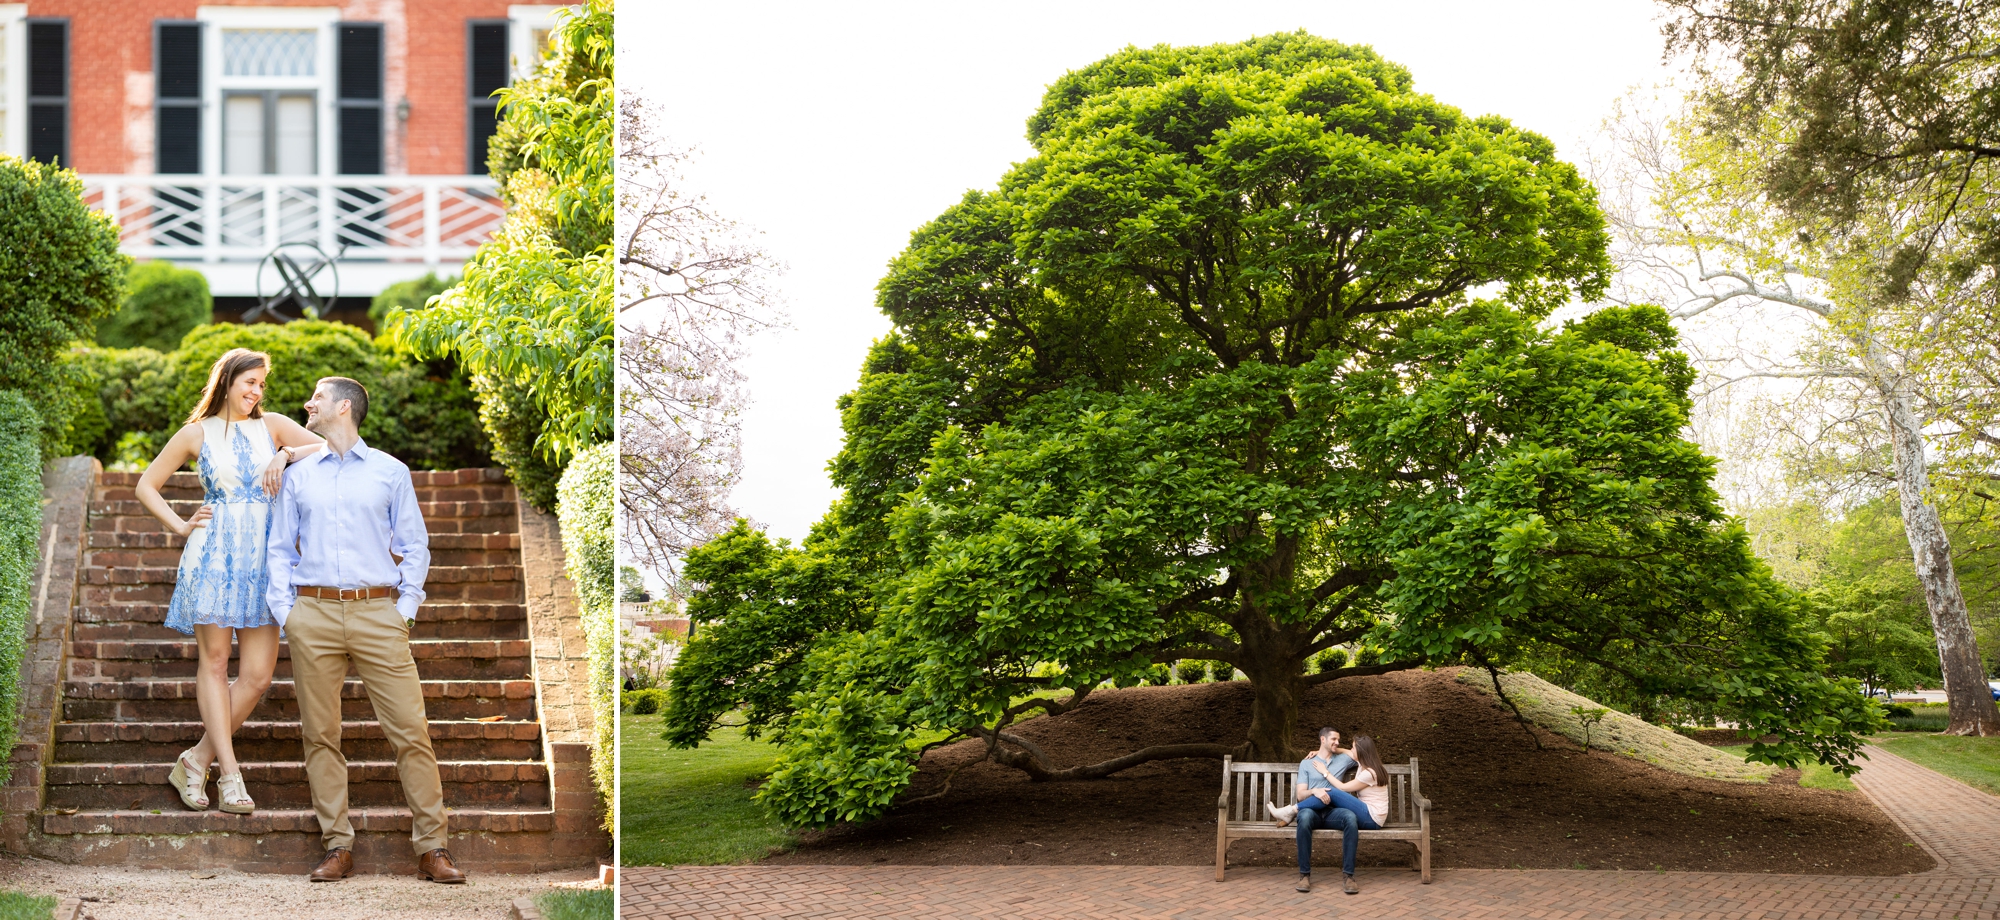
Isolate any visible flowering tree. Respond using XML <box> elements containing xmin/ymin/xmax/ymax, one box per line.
<box><xmin>616</xmin><ymin>96</ymin><xmax>784</xmax><ymax>583</ymax></box>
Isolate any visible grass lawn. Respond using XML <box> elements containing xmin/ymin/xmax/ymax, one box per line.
<box><xmin>1870</xmin><ymin>733</ymin><xmax>2000</xmax><ymax>796</ymax></box>
<box><xmin>0</xmin><ymin>892</ymin><xmax>55</xmax><ymax>920</ymax></box>
<box><xmin>620</xmin><ymin>720</ymin><xmax>793</xmax><ymax>866</ymax></box>
<box><xmin>535</xmin><ymin>888</ymin><xmax>614</xmax><ymax>920</ymax></box>
<box><xmin>1716</xmin><ymin>745</ymin><xmax>1856</xmax><ymax>791</ymax></box>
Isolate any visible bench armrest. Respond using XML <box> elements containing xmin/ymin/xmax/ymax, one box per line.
<box><xmin>1218</xmin><ymin>793</ymin><xmax>1230</xmax><ymax>811</ymax></box>
<box><xmin>1414</xmin><ymin>796</ymin><xmax>1431</xmax><ymax>812</ymax></box>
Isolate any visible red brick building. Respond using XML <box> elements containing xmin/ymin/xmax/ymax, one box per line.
<box><xmin>1</xmin><ymin>2</ymin><xmax>566</xmax><ymax>299</ymax></box>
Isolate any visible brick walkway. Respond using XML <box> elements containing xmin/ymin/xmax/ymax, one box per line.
<box><xmin>622</xmin><ymin>744</ymin><xmax>2000</xmax><ymax>919</ymax></box>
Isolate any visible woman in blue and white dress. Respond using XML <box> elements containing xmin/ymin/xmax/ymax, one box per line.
<box><xmin>135</xmin><ymin>348</ymin><xmax>324</xmax><ymax>815</ymax></box>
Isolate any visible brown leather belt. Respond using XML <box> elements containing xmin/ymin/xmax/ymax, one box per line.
<box><xmin>297</xmin><ymin>585</ymin><xmax>395</xmax><ymax>601</ymax></box>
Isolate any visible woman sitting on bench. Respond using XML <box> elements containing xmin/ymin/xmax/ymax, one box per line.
<box><xmin>1272</xmin><ymin>732</ymin><xmax>1390</xmax><ymax>894</ymax></box>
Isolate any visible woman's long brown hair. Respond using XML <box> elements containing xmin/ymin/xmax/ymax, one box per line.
<box><xmin>185</xmin><ymin>348</ymin><xmax>270</xmax><ymax>425</ymax></box>
<box><xmin>1351</xmin><ymin>734</ymin><xmax>1389</xmax><ymax>786</ymax></box>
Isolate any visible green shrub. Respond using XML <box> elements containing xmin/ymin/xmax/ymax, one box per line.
<box><xmin>1178</xmin><ymin>661</ymin><xmax>1208</xmax><ymax>683</ymax></box>
<box><xmin>1885</xmin><ymin>704</ymin><xmax>1915</xmax><ymax>718</ymax></box>
<box><xmin>58</xmin><ymin>345</ymin><xmax>176</xmax><ymax>461</ymax></box>
<box><xmin>0</xmin><ymin>391</ymin><xmax>42</xmax><ymax>784</ymax></box>
<box><xmin>473</xmin><ymin>371</ymin><xmax>563</xmax><ymax>511</ymax></box>
<box><xmin>1207</xmin><ymin>661</ymin><xmax>1237</xmax><ymax>681</ymax></box>
<box><xmin>369</xmin><ymin>272</ymin><xmax>457</xmax><ymax>331</ymax></box>
<box><xmin>1355</xmin><ymin>647</ymin><xmax>1382</xmax><ymax>667</ymax></box>
<box><xmin>98</xmin><ymin>261</ymin><xmax>211</xmax><ymax>351</ymax></box>
<box><xmin>624</xmin><ymin>687</ymin><xmax>669</xmax><ymax>715</ymax></box>
<box><xmin>558</xmin><ymin>442</ymin><xmax>616</xmax><ymax>828</ymax></box>
<box><xmin>0</xmin><ymin>156</ymin><xmax>128</xmax><ymax>455</ymax></box>
<box><xmin>1317</xmin><ymin>649</ymin><xmax>1348</xmax><ymax>673</ymax></box>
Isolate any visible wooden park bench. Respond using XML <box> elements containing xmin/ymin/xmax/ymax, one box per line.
<box><xmin>1215</xmin><ymin>755</ymin><xmax>1432</xmax><ymax>883</ymax></box>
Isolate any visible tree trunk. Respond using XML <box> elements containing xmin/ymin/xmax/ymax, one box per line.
<box><xmin>1241</xmin><ymin>650</ymin><xmax>1307</xmax><ymax>762</ymax></box>
<box><xmin>1884</xmin><ymin>388</ymin><xmax>2000</xmax><ymax>736</ymax></box>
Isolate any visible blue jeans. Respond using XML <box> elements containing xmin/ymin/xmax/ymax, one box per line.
<box><xmin>1296</xmin><ymin>788</ymin><xmax>1381</xmax><ymax>876</ymax></box>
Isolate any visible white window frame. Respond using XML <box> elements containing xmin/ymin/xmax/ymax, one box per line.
<box><xmin>507</xmin><ymin>5</ymin><xmax>568</xmax><ymax>81</ymax></box>
<box><xmin>196</xmin><ymin>6</ymin><xmax>339</xmax><ymax>178</ymax></box>
<box><xmin>0</xmin><ymin>5</ymin><xmax>26</xmax><ymax>159</ymax></box>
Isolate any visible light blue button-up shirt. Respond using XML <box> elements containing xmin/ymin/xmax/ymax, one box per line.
<box><xmin>1297</xmin><ymin>751</ymin><xmax>1357</xmax><ymax>799</ymax></box>
<box><xmin>266</xmin><ymin>438</ymin><xmax>430</xmax><ymax>625</ymax></box>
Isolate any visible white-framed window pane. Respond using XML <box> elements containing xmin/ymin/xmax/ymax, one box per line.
<box><xmin>275</xmin><ymin>94</ymin><xmax>314</xmax><ymax>174</ymax></box>
<box><xmin>224</xmin><ymin>94</ymin><xmax>263</xmax><ymax>175</ymax></box>
<box><xmin>222</xmin><ymin>29</ymin><xmax>316</xmax><ymax>77</ymax></box>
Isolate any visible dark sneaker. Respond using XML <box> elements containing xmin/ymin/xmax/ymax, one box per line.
<box><xmin>1296</xmin><ymin>874</ymin><xmax>1311</xmax><ymax>892</ymax></box>
<box><xmin>1343</xmin><ymin>874</ymin><xmax>1359</xmax><ymax>895</ymax></box>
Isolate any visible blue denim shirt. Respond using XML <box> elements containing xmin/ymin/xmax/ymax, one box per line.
<box><xmin>1296</xmin><ymin>751</ymin><xmax>1357</xmax><ymax>800</ymax></box>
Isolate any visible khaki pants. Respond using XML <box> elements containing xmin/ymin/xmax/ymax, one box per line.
<box><xmin>289</xmin><ymin>595</ymin><xmax>447</xmax><ymax>853</ymax></box>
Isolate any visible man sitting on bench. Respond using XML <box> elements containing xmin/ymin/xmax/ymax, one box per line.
<box><xmin>1268</xmin><ymin>726</ymin><xmax>1358</xmax><ymax>893</ymax></box>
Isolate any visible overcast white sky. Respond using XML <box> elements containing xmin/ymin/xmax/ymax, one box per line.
<box><xmin>619</xmin><ymin>0</ymin><xmax>1684</xmax><ymax>548</ymax></box>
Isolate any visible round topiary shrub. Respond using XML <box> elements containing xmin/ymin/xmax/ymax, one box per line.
<box><xmin>1179</xmin><ymin>661</ymin><xmax>1208</xmax><ymax>684</ymax></box>
<box><xmin>1355</xmin><ymin>647</ymin><xmax>1382</xmax><ymax>667</ymax></box>
<box><xmin>1317</xmin><ymin>649</ymin><xmax>1348</xmax><ymax>673</ymax></box>
<box><xmin>98</xmin><ymin>261</ymin><xmax>212</xmax><ymax>351</ymax></box>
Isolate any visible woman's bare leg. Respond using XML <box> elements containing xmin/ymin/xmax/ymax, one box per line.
<box><xmin>186</xmin><ymin>624</ymin><xmax>280</xmax><ymax>773</ymax></box>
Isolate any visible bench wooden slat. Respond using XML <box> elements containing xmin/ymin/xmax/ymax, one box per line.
<box><xmin>1214</xmin><ymin>755</ymin><xmax>1431</xmax><ymax>884</ymax></box>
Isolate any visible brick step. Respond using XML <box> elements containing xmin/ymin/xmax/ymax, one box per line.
<box><xmin>88</xmin><ymin>499</ymin><xmax>518</xmax><ymax>523</ymax></box>
<box><xmin>80</xmin><ymin>578</ymin><xmax>525</xmax><ymax>607</ymax></box>
<box><xmin>66</xmin><ymin>639</ymin><xmax>531</xmax><ymax>682</ymax></box>
<box><xmin>88</xmin><ymin>530</ymin><xmax>520</xmax><ymax>552</ymax></box>
<box><xmin>62</xmin><ymin>679</ymin><xmax>536</xmax><ymax>723</ymax></box>
<box><xmin>79</xmin><ymin>546</ymin><xmax>518</xmax><ymax>568</ymax></box>
<box><xmin>72</xmin><ymin>603</ymin><xmax>526</xmax><ymax>641</ymax></box>
<box><xmin>53</xmin><ymin>719</ymin><xmax>542</xmax><ymax>764</ymax></box>
<box><xmin>79</xmin><ymin>564</ymin><xmax>521</xmax><ymax>589</ymax></box>
<box><xmin>100</xmin><ymin>468</ymin><xmax>510</xmax><ymax>490</ymax></box>
<box><xmin>97</xmin><ymin>484</ymin><xmax>515</xmax><ymax>505</ymax></box>
<box><xmin>46</xmin><ymin>760</ymin><xmax>549</xmax><ymax>811</ymax></box>
<box><xmin>31</xmin><ymin>805</ymin><xmax>601</xmax><ymax>876</ymax></box>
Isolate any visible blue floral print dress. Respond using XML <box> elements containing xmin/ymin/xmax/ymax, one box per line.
<box><xmin>163</xmin><ymin>416</ymin><xmax>279</xmax><ymax>635</ymax></box>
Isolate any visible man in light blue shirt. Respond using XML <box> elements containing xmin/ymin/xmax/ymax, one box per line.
<box><xmin>267</xmin><ymin>376</ymin><xmax>465</xmax><ymax>885</ymax></box>
<box><xmin>1266</xmin><ymin>726</ymin><xmax>1356</xmax><ymax>892</ymax></box>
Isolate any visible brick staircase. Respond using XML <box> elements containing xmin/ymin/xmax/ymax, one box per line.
<box><xmin>9</xmin><ymin>466</ymin><xmax>607</xmax><ymax>874</ymax></box>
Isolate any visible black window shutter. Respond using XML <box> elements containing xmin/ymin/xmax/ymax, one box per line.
<box><xmin>155</xmin><ymin>23</ymin><xmax>202</xmax><ymax>174</ymax></box>
<box><xmin>27</xmin><ymin>20</ymin><xmax>68</xmax><ymax>164</ymax></box>
<box><xmin>337</xmin><ymin>24</ymin><xmax>384</xmax><ymax>175</ymax></box>
<box><xmin>467</xmin><ymin>21</ymin><xmax>509</xmax><ymax>174</ymax></box>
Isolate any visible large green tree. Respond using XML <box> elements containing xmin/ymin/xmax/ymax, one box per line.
<box><xmin>666</xmin><ymin>34</ymin><xmax>1878</xmax><ymax>828</ymax></box>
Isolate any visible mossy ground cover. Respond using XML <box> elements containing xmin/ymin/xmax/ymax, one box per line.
<box><xmin>1870</xmin><ymin>733</ymin><xmax>2000</xmax><ymax>796</ymax></box>
<box><xmin>1455</xmin><ymin>669</ymin><xmax>1779</xmax><ymax>782</ymax></box>
<box><xmin>619</xmin><ymin>721</ymin><xmax>793</xmax><ymax>866</ymax></box>
<box><xmin>0</xmin><ymin>891</ymin><xmax>55</xmax><ymax>920</ymax></box>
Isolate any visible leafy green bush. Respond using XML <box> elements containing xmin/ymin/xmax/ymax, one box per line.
<box><xmin>369</xmin><ymin>272</ymin><xmax>457</xmax><ymax>331</ymax></box>
<box><xmin>558</xmin><ymin>442</ymin><xmax>616</xmax><ymax>826</ymax></box>
<box><xmin>1317</xmin><ymin>649</ymin><xmax>1348</xmax><ymax>673</ymax></box>
<box><xmin>0</xmin><ymin>392</ymin><xmax>42</xmax><ymax>784</ymax></box>
<box><xmin>1355</xmin><ymin>647</ymin><xmax>1382</xmax><ymax>667</ymax></box>
<box><xmin>98</xmin><ymin>261</ymin><xmax>211</xmax><ymax>351</ymax></box>
<box><xmin>1178</xmin><ymin>661</ymin><xmax>1208</xmax><ymax>684</ymax></box>
<box><xmin>0</xmin><ymin>156</ymin><xmax>127</xmax><ymax>455</ymax></box>
<box><xmin>1207</xmin><ymin>661</ymin><xmax>1238</xmax><ymax>682</ymax></box>
<box><xmin>57</xmin><ymin>322</ymin><xmax>489</xmax><ymax>471</ymax></box>
<box><xmin>624</xmin><ymin>687</ymin><xmax>669</xmax><ymax>715</ymax></box>
<box><xmin>58</xmin><ymin>346</ymin><xmax>175</xmax><ymax>461</ymax></box>
<box><xmin>1885</xmin><ymin>704</ymin><xmax>1915</xmax><ymax>718</ymax></box>
<box><xmin>470</xmin><ymin>371</ymin><xmax>563</xmax><ymax>511</ymax></box>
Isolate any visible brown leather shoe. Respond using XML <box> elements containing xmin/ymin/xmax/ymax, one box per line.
<box><xmin>418</xmin><ymin>847</ymin><xmax>467</xmax><ymax>884</ymax></box>
<box><xmin>309</xmin><ymin>847</ymin><xmax>353</xmax><ymax>882</ymax></box>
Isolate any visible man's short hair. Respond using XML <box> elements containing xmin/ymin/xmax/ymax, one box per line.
<box><xmin>321</xmin><ymin>376</ymin><xmax>369</xmax><ymax>425</ymax></box>
<box><xmin>1318</xmin><ymin>726</ymin><xmax>1339</xmax><ymax>740</ymax></box>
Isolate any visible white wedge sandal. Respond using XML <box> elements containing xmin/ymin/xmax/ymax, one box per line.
<box><xmin>168</xmin><ymin>747</ymin><xmax>209</xmax><ymax>810</ymax></box>
<box><xmin>216</xmin><ymin>773</ymin><xmax>255</xmax><ymax>815</ymax></box>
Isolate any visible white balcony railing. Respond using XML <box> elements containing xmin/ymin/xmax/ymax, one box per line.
<box><xmin>78</xmin><ymin>175</ymin><xmax>505</xmax><ymax>265</ymax></box>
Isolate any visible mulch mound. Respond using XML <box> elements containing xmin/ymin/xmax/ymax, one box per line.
<box><xmin>767</xmin><ymin>668</ymin><xmax>1933</xmax><ymax>875</ymax></box>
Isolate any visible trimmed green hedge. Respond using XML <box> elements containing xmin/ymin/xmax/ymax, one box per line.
<box><xmin>369</xmin><ymin>272</ymin><xmax>457</xmax><ymax>331</ymax></box>
<box><xmin>98</xmin><ymin>261</ymin><xmax>211</xmax><ymax>351</ymax></box>
<box><xmin>61</xmin><ymin>322</ymin><xmax>491</xmax><ymax>471</ymax></box>
<box><xmin>0</xmin><ymin>392</ymin><xmax>42</xmax><ymax>785</ymax></box>
<box><xmin>0</xmin><ymin>156</ymin><xmax>126</xmax><ymax>456</ymax></box>
<box><xmin>557</xmin><ymin>442</ymin><xmax>616</xmax><ymax>828</ymax></box>
<box><xmin>623</xmin><ymin>687</ymin><xmax>669</xmax><ymax>715</ymax></box>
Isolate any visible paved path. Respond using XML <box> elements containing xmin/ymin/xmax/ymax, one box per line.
<box><xmin>623</xmin><ymin>742</ymin><xmax>2000</xmax><ymax>919</ymax></box>
<box><xmin>1852</xmin><ymin>743</ymin><xmax>2000</xmax><ymax>876</ymax></box>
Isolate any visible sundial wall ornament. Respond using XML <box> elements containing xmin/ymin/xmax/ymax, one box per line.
<box><xmin>246</xmin><ymin>241</ymin><xmax>344</xmax><ymax>323</ymax></box>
